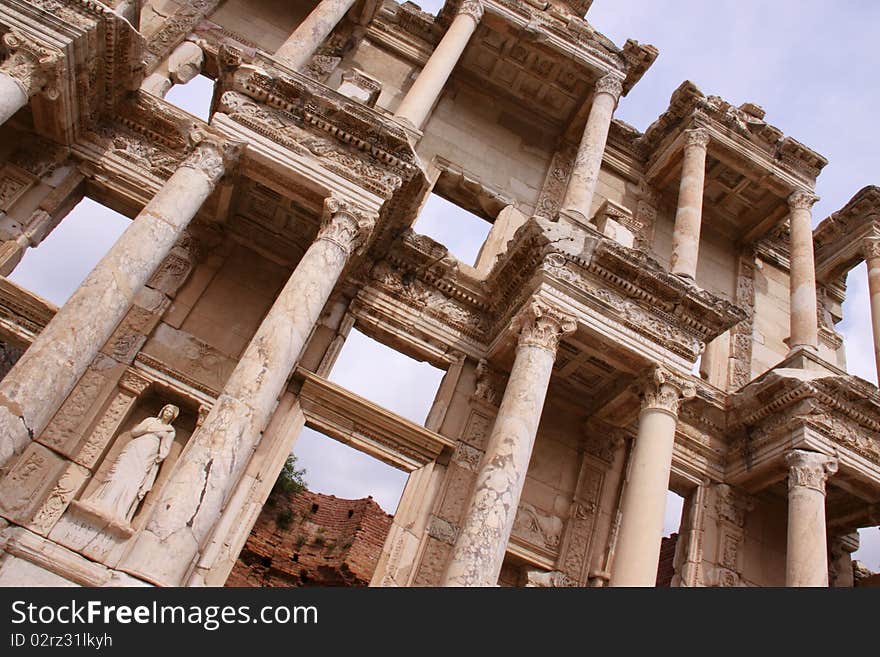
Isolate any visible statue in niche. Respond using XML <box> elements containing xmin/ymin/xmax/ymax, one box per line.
<box><xmin>71</xmin><ymin>404</ymin><xmax>179</xmax><ymax>537</ymax></box>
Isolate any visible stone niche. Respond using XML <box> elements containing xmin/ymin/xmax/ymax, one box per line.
<box><xmin>48</xmin><ymin>388</ymin><xmax>200</xmax><ymax>568</ymax></box>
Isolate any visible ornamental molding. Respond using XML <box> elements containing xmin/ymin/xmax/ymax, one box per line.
<box><xmin>639</xmin><ymin>80</ymin><xmax>827</xmax><ymax>184</ymax></box>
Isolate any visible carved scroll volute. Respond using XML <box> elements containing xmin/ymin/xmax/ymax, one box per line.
<box><xmin>0</xmin><ymin>30</ymin><xmax>62</xmax><ymax>99</ymax></box>
<box><xmin>514</xmin><ymin>299</ymin><xmax>577</xmax><ymax>354</ymax></box>
<box><xmin>638</xmin><ymin>365</ymin><xmax>696</xmax><ymax>417</ymax></box>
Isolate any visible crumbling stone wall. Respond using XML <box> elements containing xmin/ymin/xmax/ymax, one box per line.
<box><xmin>226</xmin><ymin>490</ymin><xmax>393</xmax><ymax>587</ymax></box>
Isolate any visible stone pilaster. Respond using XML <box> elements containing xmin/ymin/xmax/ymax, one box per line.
<box><xmin>862</xmin><ymin>237</ymin><xmax>880</xmax><ymax>381</ymax></box>
<box><xmin>610</xmin><ymin>366</ymin><xmax>695</xmax><ymax>587</ymax></box>
<box><xmin>0</xmin><ymin>136</ymin><xmax>237</xmax><ymax>469</ymax></box>
<box><xmin>787</xmin><ymin>190</ymin><xmax>820</xmax><ymax>354</ymax></box>
<box><xmin>119</xmin><ymin>197</ymin><xmax>376</xmax><ymax>586</ymax></box>
<box><xmin>785</xmin><ymin>449</ymin><xmax>837</xmax><ymax>587</ymax></box>
<box><xmin>670</xmin><ymin>127</ymin><xmax>710</xmax><ymax>281</ymax></box>
<box><xmin>559</xmin><ymin>73</ymin><xmax>624</xmax><ymax>225</ymax></box>
<box><xmin>274</xmin><ymin>0</ymin><xmax>359</xmax><ymax>72</ymax></box>
<box><xmin>0</xmin><ymin>31</ymin><xmax>60</xmax><ymax>126</ymax></box>
<box><xmin>394</xmin><ymin>1</ymin><xmax>484</xmax><ymax>130</ymax></box>
<box><xmin>441</xmin><ymin>300</ymin><xmax>575</xmax><ymax>586</ymax></box>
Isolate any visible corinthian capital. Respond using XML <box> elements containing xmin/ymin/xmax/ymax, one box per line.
<box><xmin>785</xmin><ymin>450</ymin><xmax>837</xmax><ymax>495</ymax></box>
<box><xmin>180</xmin><ymin>131</ymin><xmax>243</xmax><ymax>185</ymax></box>
<box><xmin>684</xmin><ymin>127</ymin><xmax>710</xmax><ymax>150</ymax></box>
<box><xmin>318</xmin><ymin>196</ymin><xmax>377</xmax><ymax>256</ymax></box>
<box><xmin>639</xmin><ymin>365</ymin><xmax>696</xmax><ymax>416</ymax></box>
<box><xmin>788</xmin><ymin>190</ymin><xmax>819</xmax><ymax>211</ymax></box>
<box><xmin>594</xmin><ymin>73</ymin><xmax>624</xmax><ymax>101</ymax></box>
<box><xmin>458</xmin><ymin>0</ymin><xmax>484</xmax><ymax>22</ymax></box>
<box><xmin>862</xmin><ymin>236</ymin><xmax>880</xmax><ymax>260</ymax></box>
<box><xmin>1</xmin><ymin>30</ymin><xmax>61</xmax><ymax>99</ymax></box>
<box><xmin>514</xmin><ymin>299</ymin><xmax>576</xmax><ymax>353</ymax></box>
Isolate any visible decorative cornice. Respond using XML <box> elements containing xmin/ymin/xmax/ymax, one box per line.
<box><xmin>318</xmin><ymin>197</ymin><xmax>377</xmax><ymax>256</ymax></box>
<box><xmin>785</xmin><ymin>449</ymin><xmax>837</xmax><ymax>494</ymax></box>
<box><xmin>514</xmin><ymin>299</ymin><xmax>576</xmax><ymax>353</ymax></box>
<box><xmin>639</xmin><ymin>365</ymin><xmax>696</xmax><ymax>416</ymax></box>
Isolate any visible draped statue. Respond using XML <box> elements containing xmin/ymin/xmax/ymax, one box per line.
<box><xmin>72</xmin><ymin>404</ymin><xmax>179</xmax><ymax>536</ymax></box>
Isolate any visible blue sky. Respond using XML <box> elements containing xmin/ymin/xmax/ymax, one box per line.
<box><xmin>9</xmin><ymin>0</ymin><xmax>878</xmax><ymax>575</ymax></box>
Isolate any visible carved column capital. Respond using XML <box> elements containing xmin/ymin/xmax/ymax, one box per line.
<box><xmin>318</xmin><ymin>196</ymin><xmax>377</xmax><ymax>256</ymax></box>
<box><xmin>458</xmin><ymin>0</ymin><xmax>484</xmax><ymax>23</ymax></box>
<box><xmin>514</xmin><ymin>299</ymin><xmax>576</xmax><ymax>353</ymax></box>
<box><xmin>785</xmin><ymin>449</ymin><xmax>838</xmax><ymax>495</ymax></box>
<box><xmin>1</xmin><ymin>30</ymin><xmax>62</xmax><ymax>99</ymax></box>
<box><xmin>180</xmin><ymin>132</ymin><xmax>244</xmax><ymax>185</ymax></box>
<box><xmin>594</xmin><ymin>73</ymin><xmax>624</xmax><ymax>102</ymax></box>
<box><xmin>683</xmin><ymin>127</ymin><xmax>710</xmax><ymax>150</ymax></box>
<box><xmin>638</xmin><ymin>365</ymin><xmax>696</xmax><ymax>416</ymax></box>
<box><xmin>788</xmin><ymin>190</ymin><xmax>820</xmax><ymax>211</ymax></box>
<box><xmin>862</xmin><ymin>236</ymin><xmax>880</xmax><ymax>260</ymax></box>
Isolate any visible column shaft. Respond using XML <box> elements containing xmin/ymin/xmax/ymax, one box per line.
<box><xmin>0</xmin><ymin>72</ymin><xmax>28</xmax><ymax>125</ymax></box>
<box><xmin>274</xmin><ymin>0</ymin><xmax>358</xmax><ymax>71</ymax></box>
<box><xmin>864</xmin><ymin>239</ymin><xmax>880</xmax><ymax>381</ymax></box>
<box><xmin>560</xmin><ymin>74</ymin><xmax>623</xmax><ymax>223</ymax></box>
<box><xmin>0</xmin><ymin>141</ymin><xmax>228</xmax><ymax>467</ymax></box>
<box><xmin>670</xmin><ymin>128</ymin><xmax>710</xmax><ymax>281</ymax></box>
<box><xmin>787</xmin><ymin>191</ymin><xmax>820</xmax><ymax>352</ymax></box>
<box><xmin>441</xmin><ymin>301</ymin><xmax>574</xmax><ymax>586</ymax></box>
<box><xmin>394</xmin><ymin>2</ymin><xmax>483</xmax><ymax>130</ymax></box>
<box><xmin>785</xmin><ymin>450</ymin><xmax>837</xmax><ymax>586</ymax></box>
<box><xmin>120</xmin><ymin>198</ymin><xmax>375</xmax><ymax>586</ymax></box>
<box><xmin>610</xmin><ymin>368</ymin><xmax>694</xmax><ymax>587</ymax></box>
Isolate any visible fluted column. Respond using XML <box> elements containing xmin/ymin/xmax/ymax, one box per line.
<box><xmin>0</xmin><ymin>136</ymin><xmax>235</xmax><ymax>468</ymax></box>
<box><xmin>785</xmin><ymin>450</ymin><xmax>837</xmax><ymax>587</ymax></box>
<box><xmin>669</xmin><ymin>128</ymin><xmax>710</xmax><ymax>281</ymax></box>
<box><xmin>0</xmin><ymin>31</ymin><xmax>59</xmax><ymax>126</ymax></box>
<box><xmin>610</xmin><ymin>367</ymin><xmax>695</xmax><ymax>587</ymax></box>
<box><xmin>560</xmin><ymin>73</ymin><xmax>624</xmax><ymax>224</ymax></box>
<box><xmin>441</xmin><ymin>300</ymin><xmax>575</xmax><ymax>586</ymax></box>
<box><xmin>394</xmin><ymin>0</ymin><xmax>483</xmax><ymax>130</ymax></box>
<box><xmin>120</xmin><ymin>197</ymin><xmax>376</xmax><ymax>586</ymax></box>
<box><xmin>787</xmin><ymin>190</ymin><xmax>820</xmax><ymax>353</ymax></box>
<box><xmin>863</xmin><ymin>237</ymin><xmax>880</xmax><ymax>381</ymax></box>
<box><xmin>274</xmin><ymin>0</ymin><xmax>358</xmax><ymax>71</ymax></box>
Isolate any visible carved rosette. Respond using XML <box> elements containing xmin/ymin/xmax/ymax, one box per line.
<box><xmin>0</xmin><ymin>31</ymin><xmax>62</xmax><ymax>99</ymax></box>
<box><xmin>317</xmin><ymin>197</ymin><xmax>377</xmax><ymax>257</ymax></box>
<box><xmin>785</xmin><ymin>450</ymin><xmax>838</xmax><ymax>494</ymax></box>
<box><xmin>683</xmin><ymin>127</ymin><xmax>710</xmax><ymax>150</ymax></box>
<box><xmin>862</xmin><ymin>237</ymin><xmax>880</xmax><ymax>261</ymax></box>
<box><xmin>639</xmin><ymin>365</ymin><xmax>696</xmax><ymax>416</ymax></box>
<box><xmin>594</xmin><ymin>73</ymin><xmax>624</xmax><ymax>102</ymax></box>
<box><xmin>514</xmin><ymin>300</ymin><xmax>576</xmax><ymax>353</ymax></box>
<box><xmin>788</xmin><ymin>190</ymin><xmax>820</xmax><ymax>212</ymax></box>
<box><xmin>458</xmin><ymin>0</ymin><xmax>484</xmax><ymax>23</ymax></box>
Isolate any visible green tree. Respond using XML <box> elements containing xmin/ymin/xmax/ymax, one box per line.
<box><xmin>273</xmin><ymin>453</ymin><xmax>307</xmax><ymax>496</ymax></box>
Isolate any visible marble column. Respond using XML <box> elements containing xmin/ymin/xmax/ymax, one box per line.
<box><xmin>0</xmin><ymin>137</ymin><xmax>233</xmax><ymax>468</ymax></box>
<box><xmin>785</xmin><ymin>450</ymin><xmax>837</xmax><ymax>587</ymax></box>
<box><xmin>669</xmin><ymin>128</ymin><xmax>710</xmax><ymax>281</ymax></box>
<box><xmin>862</xmin><ymin>237</ymin><xmax>880</xmax><ymax>381</ymax></box>
<box><xmin>0</xmin><ymin>31</ymin><xmax>58</xmax><ymax>126</ymax></box>
<box><xmin>560</xmin><ymin>73</ymin><xmax>624</xmax><ymax>224</ymax></box>
<box><xmin>120</xmin><ymin>197</ymin><xmax>376</xmax><ymax>586</ymax></box>
<box><xmin>141</xmin><ymin>41</ymin><xmax>205</xmax><ymax>99</ymax></box>
<box><xmin>394</xmin><ymin>0</ymin><xmax>484</xmax><ymax>130</ymax></box>
<box><xmin>610</xmin><ymin>367</ymin><xmax>695</xmax><ymax>587</ymax></box>
<box><xmin>274</xmin><ymin>0</ymin><xmax>358</xmax><ymax>72</ymax></box>
<box><xmin>441</xmin><ymin>300</ymin><xmax>575</xmax><ymax>586</ymax></box>
<box><xmin>787</xmin><ymin>190</ymin><xmax>820</xmax><ymax>353</ymax></box>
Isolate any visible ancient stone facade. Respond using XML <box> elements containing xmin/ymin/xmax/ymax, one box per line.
<box><xmin>0</xmin><ymin>0</ymin><xmax>877</xmax><ymax>588</ymax></box>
